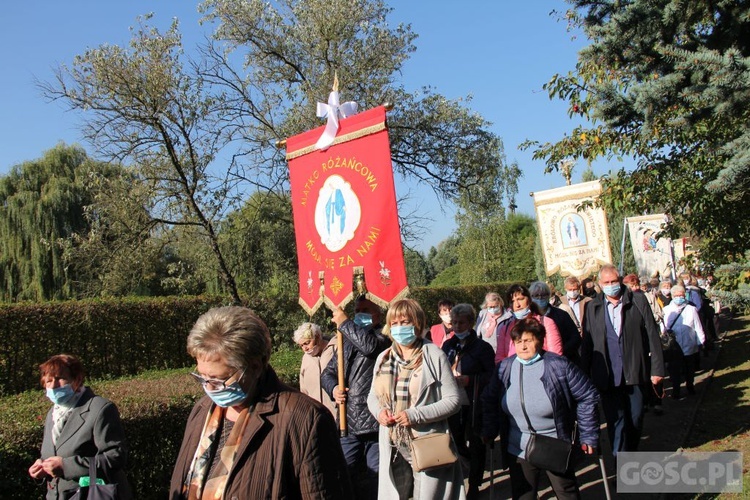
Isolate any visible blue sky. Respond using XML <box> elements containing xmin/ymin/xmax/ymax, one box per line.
<box><xmin>0</xmin><ymin>1</ymin><xmax>608</xmax><ymax>252</ymax></box>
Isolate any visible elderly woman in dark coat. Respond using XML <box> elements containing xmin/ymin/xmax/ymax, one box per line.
<box><xmin>481</xmin><ymin>318</ymin><xmax>599</xmax><ymax>500</ymax></box>
<box><xmin>443</xmin><ymin>303</ymin><xmax>495</xmax><ymax>499</ymax></box>
<box><xmin>170</xmin><ymin>306</ymin><xmax>351</xmax><ymax>499</ymax></box>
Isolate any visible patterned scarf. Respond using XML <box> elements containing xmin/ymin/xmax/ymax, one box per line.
<box><xmin>373</xmin><ymin>340</ymin><xmax>424</xmax><ymax>448</ymax></box>
<box><xmin>51</xmin><ymin>387</ymin><xmax>85</xmax><ymax>445</ymax></box>
<box><xmin>182</xmin><ymin>404</ymin><xmax>250</xmax><ymax>500</ymax></box>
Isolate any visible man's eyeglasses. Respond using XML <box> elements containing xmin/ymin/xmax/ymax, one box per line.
<box><xmin>531</xmin><ymin>294</ymin><xmax>550</xmax><ymax>300</ymax></box>
<box><xmin>190</xmin><ymin>368</ymin><xmax>244</xmax><ymax>391</ymax></box>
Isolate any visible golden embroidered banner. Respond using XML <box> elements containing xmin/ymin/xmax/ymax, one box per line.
<box><xmin>533</xmin><ymin>180</ymin><xmax>612</xmax><ymax>278</ymax></box>
<box><xmin>627</xmin><ymin>213</ymin><xmax>674</xmax><ymax>280</ymax></box>
<box><xmin>286</xmin><ymin>106</ymin><xmax>408</xmax><ymax>314</ymax></box>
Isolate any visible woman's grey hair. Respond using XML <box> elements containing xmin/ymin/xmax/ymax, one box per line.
<box><xmin>529</xmin><ymin>281</ymin><xmax>551</xmax><ymax>297</ymax></box>
<box><xmin>481</xmin><ymin>292</ymin><xmax>502</xmax><ymax>309</ymax></box>
<box><xmin>671</xmin><ymin>285</ymin><xmax>686</xmax><ymax>296</ymax></box>
<box><xmin>450</xmin><ymin>303</ymin><xmax>476</xmax><ymax>323</ymax></box>
<box><xmin>293</xmin><ymin>322</ymin><xmax>322</xmax><ymax>344</ymax></box>
<box><xmin>187</xmin><ymin>306</ymin><xmax>272</xmax><ymax>371</ymax></box>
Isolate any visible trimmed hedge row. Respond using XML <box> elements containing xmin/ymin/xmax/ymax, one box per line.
<box><xmin>0</xmin><ymin>283</ymin><xmax>514</xmax><ymax>396</ymax></box>
<box><xmin>0</xmin><ymin>296</ymin><xmax>227</xmax><ymax>395</ymax></box>
<box><xmin>0</xmin><ymin>348</ymin><xmax>303</xmax><ymax>500</ymax></box>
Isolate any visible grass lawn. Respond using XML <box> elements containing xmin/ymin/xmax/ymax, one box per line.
<box><xmin>683</xmin><ymin>316</ymin><xmax>750</xmax><ymax>499</ymax></box>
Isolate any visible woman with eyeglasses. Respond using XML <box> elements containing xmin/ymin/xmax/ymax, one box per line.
<box><xmin>170</xmin><ymin>306</ymin><xmax>351</xmax><ymax>499</ymax></box>
<box><xmin>28</xmin><ymin>354</ymin><xmax>132</xmax><ymax>499</ymax></box>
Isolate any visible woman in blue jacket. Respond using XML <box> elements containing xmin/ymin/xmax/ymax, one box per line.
<box><xmin>481</xmin><ymin>318</ymin><xmax>599</xmax><ymax>500</ymax></box>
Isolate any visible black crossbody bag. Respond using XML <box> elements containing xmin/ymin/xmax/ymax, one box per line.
<box><xmin>519</xmin><ymin>363</ymin><xmax>575</xmax><ymax>475</ymax></box>
<box><xmin>660</xmin><ymin>308</ymin><xmax>684</xmax><ymax>352</ymax></box>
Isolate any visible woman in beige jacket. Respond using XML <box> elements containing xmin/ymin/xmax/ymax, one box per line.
<box><xmin>294</xmin><ymin>322</ymin><xmax>337</xmax><ymax>417</ymax></box>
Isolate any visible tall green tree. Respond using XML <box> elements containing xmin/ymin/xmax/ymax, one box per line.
<box><xmin>43</xmin><ymin>1</ymin><xmax>506</xmax><ymax>303</ymax></box>
<box><xmin>42</xmin><ymin>16</ymin><xmax>244</xmax><ymax>303</ymax></box>
<box><xmin>403</xmin><ymin>248</ymin><xmax>433</xmax><ymax>287</ymax></box>
<box><xmin>447</xmin><ymin>139</ymin><xmax>533</xmax><ymax>285</ymax></box>
<box><xmin>64</xmin><ymin>165</ymin><xmax>178</xmax><ymax>298</ymax></box>
<box><xmin>218</xmin><ymin>192</ymin><xmax>298</xmax><ymax>298</ymax></box>
<box><xmin>524</xmin><ymin>0</ymin><xmax>750</xmax><ymax>265</ymax></box>
<box><xmin>199</xmin><ymin>0</ymin><xmax>502</xmax><ymax>202</ymax></box>
<box><xmin>0</xmin><ymin>144</ymin><xmax>112</xmax><ymax>301</ymax></box>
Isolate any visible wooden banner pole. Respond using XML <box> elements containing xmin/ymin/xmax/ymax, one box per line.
<box><xmin>320</xmin><ymin>270</ymin><xmax>347</xmax><ymax>437</ymax></box>
<box><xmin>337</xmin><ymin>327</ymin><xmax>347</xmax><ymax>437</ymax></box>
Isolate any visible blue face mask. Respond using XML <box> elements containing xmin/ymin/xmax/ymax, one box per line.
<box><xmin>517</xmin><ymin>352</ymin><xmax>542</xmax><ymax>366</ymax></box>
<box><xmin>390</xmin><ymin>325</ymin><xmax>417</xmax><ymax>346</ymax></box>
<box><xmin>205</xmin><ymin>381</ymin><xmax>249</xmax><ymax>408</ymax></box>
<box><xmin>454</xmin><ymin>330</ymin><xmax>471</xmax><ymax>340</ymax></box>
<box><xmin>353</xmin><ymin>313</ymin><xmax>373</xmax><ymax>327</ymax></box>
<box><xmin>602</xmin><ymin>284</ymin><xmax>621</xmax><ymax>297</ymax></box>
<box><xmin>46</xmin><ymin>384</ymin><xmax>75</xmax><ymax>405</ymax></box>
<box><xmin>532</xmin><ymin>298</ymin><xmax>549</xmax><ymax>310</ymax></box>
<box><xmin>513</xmin><ymin>308</ymin><xmax>531</xmax><ymax>320</ymax></box>
<box><xmin>673</xmin><ymin>297</ymin><xmax>687</xmax><ymax>306</ymax></box>
<box><xmin>488</xmin><ymin>307</ymin><xmax>502</xmax><ymax>315</ymax></box>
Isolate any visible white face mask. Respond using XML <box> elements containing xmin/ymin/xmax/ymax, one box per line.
<box><xmin>566</xmin><ymin>290</ymin><xmax>580</xmax><ymax>300</ymax></box>
<box><xmin>439</xmin><ymin>313</ymin><xmax>452</xmax><ymax>324</ymax></box>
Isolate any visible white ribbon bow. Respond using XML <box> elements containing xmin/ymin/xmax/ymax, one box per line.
<box><xmin>315</xmin><ymin>90</ymin><xmax>358</xmax><ymax>151</ymax></box>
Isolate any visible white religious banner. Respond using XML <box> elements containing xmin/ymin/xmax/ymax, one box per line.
<box><xmin>627</xmin><ymin>214</ymin><xmax>674</xmax><ymax>280</ymax></box>
<box><xmin>533</xmin><ymin>180</ymin><xmax>612</xmax><ymax>279</ymax></box>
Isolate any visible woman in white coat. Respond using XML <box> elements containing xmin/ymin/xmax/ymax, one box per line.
<box><xmin>368</xmin><ymin>298</ymin><xmax>466</xmax><ymax>499</ymax></box>
<box><xmin>661</xmin><ymin>285</ymin><xmax>705</xmax><ymax>399</ymax></box>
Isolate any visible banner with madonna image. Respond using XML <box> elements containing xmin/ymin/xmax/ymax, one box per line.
<box><xmin>533</xmin><ymin>180</ymin><xmax>612</xmax><ymax>279</ymax></box>
<box><xmin>627</xmin><ymin>213</ymin><xmax>675</xmax><ymax>281</ymax></box>
<box><xmin>286</xmin><ymin>105</ymin><xmax>408</xmax><ymax>314</ymax></box>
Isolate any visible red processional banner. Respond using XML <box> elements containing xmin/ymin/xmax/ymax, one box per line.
<box><xmin>286</xmin><ymin>106</ymin><xmax>408</xmax><ymax>314</ymax></box>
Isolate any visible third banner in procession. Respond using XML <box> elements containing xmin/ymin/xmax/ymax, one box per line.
<box><xmin>627</xmin><ymin>213</ymin><xmax>674</xmax><ymax>280</ymax></box>
<box><xmin>533</xmin><ymin>180</ymin><xmax>612</xmax><ymax>279</ymax></box>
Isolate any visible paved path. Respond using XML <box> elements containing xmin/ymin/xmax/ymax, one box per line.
<box><xmin>473</xmin><ymin>340</ymin><xmax>722</xmax><ymax>499</ymax></box>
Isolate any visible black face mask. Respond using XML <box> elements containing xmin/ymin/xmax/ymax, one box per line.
<box><xmin>583</xmin><ymin>287</ymin><xmax>597</xmax><ymax>298</ymax></box>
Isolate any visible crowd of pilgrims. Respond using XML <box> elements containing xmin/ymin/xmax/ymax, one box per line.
<box><xmin>29</xmin><ymin>265</ymin><xmax>721</xmax><ymax>499</ymax></box>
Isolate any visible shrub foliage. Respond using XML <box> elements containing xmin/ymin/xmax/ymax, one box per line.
<box><xmin>0</xmin><ymin>296</ymin><xmax>228</xmax><ymax>395</ymax></box>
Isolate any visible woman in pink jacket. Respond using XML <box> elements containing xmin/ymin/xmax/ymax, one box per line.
<box><xmin>495</xmin><ymin>284</ymin><xmax>563</xmax><ymax>365</ymax></box>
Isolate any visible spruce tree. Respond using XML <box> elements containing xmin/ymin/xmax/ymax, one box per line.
<box><xmin>526</xmin><ymin>0</ymin><xmax>750</xmax><ymax>264</ymax></box>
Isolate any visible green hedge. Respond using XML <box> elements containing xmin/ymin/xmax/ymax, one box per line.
<box><xmin>0</xmin><ymin>283</ymin><xmax>515</xmax><ymax>396</ymax></box>
<box><xmin>0</xmin><ymin>349</ymin><xmax>303</xmax><ymax>500</ymax></box>
<box><xmin>0</xmin><ymin>296</ymin><xmax>227</xmax><ymax>395</ymax></box>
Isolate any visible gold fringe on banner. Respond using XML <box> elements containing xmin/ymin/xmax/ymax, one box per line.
<box><xmin>286</xmin><ymin>122</ymin><xmax>387</xmax><ymax>161</ymax></box>
<box><xmin>366</xmin><ymin>287</ymin><xmax>411</xmax><ymax>311</ymax></box>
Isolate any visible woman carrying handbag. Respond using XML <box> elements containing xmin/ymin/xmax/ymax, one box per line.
<box><xmin>481</xmin><ymin>318</ymin><xmax>599</xmax><ymax>500</ymax></box>
<box><xmin>368</xmin><ymin>298</ymin><xmax>466</xmax><ymax>499</ymax></box>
